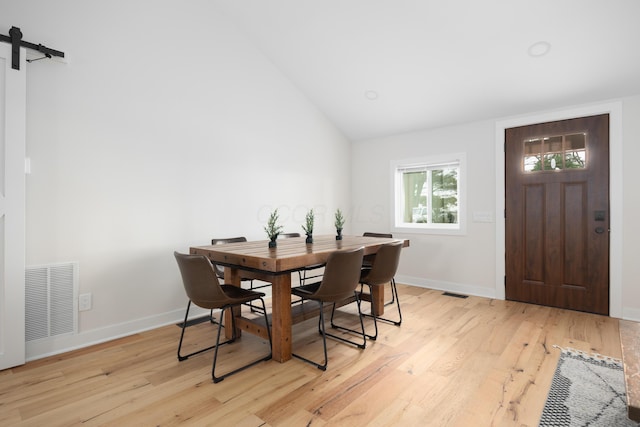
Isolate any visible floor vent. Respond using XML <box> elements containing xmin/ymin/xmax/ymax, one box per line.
<box><xmin>443</xmin><ymin>291</ymin><xmax>469</xmax><ymax>299</ymax></box>
<box><xmin>25</xmin><ymin>262</ymin><xmax>78</xmax><ymax>342</ymax></box>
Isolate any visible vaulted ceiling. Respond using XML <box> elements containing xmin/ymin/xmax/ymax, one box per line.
<box><xmin>213</xmin><ymin>0</ymin><xmax>640</xmax><ymax>141</ymax></box>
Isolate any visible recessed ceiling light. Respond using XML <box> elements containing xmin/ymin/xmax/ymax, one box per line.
<box><xmin>365</xmin><ymin>90</ymin><xmax>379</xmax><ymax>100</ymax></box>
<box><xmin>528</xmin><ymin>41</ymin><xmax>551</xmax><ymax>57</ymax></box>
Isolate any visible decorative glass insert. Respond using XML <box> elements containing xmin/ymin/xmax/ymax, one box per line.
<box><xmin>523</xmin><ymin>133</ymin><xmax>586</xmax><ymax>172</ymax></box>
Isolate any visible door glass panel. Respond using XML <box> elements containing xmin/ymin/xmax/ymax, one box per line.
<box><xmin>564</xmin><ymin>133</ymin><xmax>586</xmax><ymax>169</ymax></box>
<box><xmin>523</xmin><ymin>133</ymin><xmax>586</xmax><ymax>172</ymax></box>
<box><xmin>543</xmin><ymin>136</ymin><xmax>563</xmax><ymax>154</ymax></box>
<box><xmin>544</xmin><ymin>153</ymin><xmax>562</xmax><ymax>170</ymax></box>
<box><xmin>524</xmin><ymin>139</ymin><xmax>542</xmax><ymax>172</ymax></box>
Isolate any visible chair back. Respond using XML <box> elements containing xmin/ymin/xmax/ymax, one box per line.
<box><xmin>174</xmin><ymin>251</ymin><xmax>231</xmax><ymax>310</ymax></box>
<box><xmin>362</xmin><ymin>241</ymin><xmax>403</xmax><ymax>286</ymax></box>
<box><xmin>211</xmin><ymin>237</ymin><xmax>247</xmax><ymax>245</ymax></box>
<box><xmin>312</xmin><ymin>247</ymin><xmax>364</xmax><ymax>302</ymax></box>
<box><xmin>280</xmin><ymin>232</ymin><xmax>301</xmax><ymax>238</ymax></box>
<box><xmin>363</xmin><ymin>232</ymin><xmax>393</xmax><ymax>238</ymax></box>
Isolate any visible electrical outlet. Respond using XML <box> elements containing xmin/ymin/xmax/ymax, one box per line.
<box><xmin>79</xmin><ymin>293</ymin><xmax>92</xmax><ymax>311</ymax></box>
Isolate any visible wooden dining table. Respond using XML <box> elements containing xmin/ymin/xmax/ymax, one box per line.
<box><xmin>190</xmin><ymin>234</ymin><xmax>409</xmax><ymax>362</ymax></box>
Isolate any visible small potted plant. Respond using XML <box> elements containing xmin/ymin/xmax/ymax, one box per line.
<box><xmin>334</xmin><ymin>208</ymin><xmax>345</xmax><ymax>240</ymax></box>
<box><xmin>302</xmin><ymin>209</ymin><xmax>314</xmax><ymax>243</ymax></box>
<box><xmin>264</xmin><ymin>209</ymin><xmax>283</xmax><ymax>248</ymax></box>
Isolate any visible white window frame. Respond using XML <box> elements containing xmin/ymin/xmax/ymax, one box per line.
<box><xmin>390</xmin><ymin>153</ymin><xmax>467</xmax><ymax>235</ymax></box>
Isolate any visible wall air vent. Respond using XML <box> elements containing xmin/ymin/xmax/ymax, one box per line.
<box><xmin>25</xmin><ymin>262</ymin><xmax>78</xmax><ymax>342</ymax></box>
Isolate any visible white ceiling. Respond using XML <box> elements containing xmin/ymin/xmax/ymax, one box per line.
<box><xmin>213</xmin><ymin>0</ymin><xmax>640</xmax><ymax>141</ymax></box>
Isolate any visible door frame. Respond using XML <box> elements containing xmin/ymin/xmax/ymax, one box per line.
<box><xmin>0</xmin><ymin>43</ymin><xmax>27</xmax><ymax>370</ymax></box>
<box><xmin>495</xmin><ymin>101</ymin><xmax>623</xmax><ymax>318</ymax></box>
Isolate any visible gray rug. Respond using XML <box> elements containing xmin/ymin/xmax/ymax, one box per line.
<box><xmin>539</xmin><ymin>346</ymin><xmax>639</xmax><ymax>427</ymax></box>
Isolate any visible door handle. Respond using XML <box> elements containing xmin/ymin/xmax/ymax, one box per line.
<box><xmin>595</xmin><ymin>227</ymin><xmax>606</xmax><ymax>234</ymax></box>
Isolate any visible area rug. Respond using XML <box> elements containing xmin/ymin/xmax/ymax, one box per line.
<box><xmin>539</xmin><ymin>346</ymin><xmax>639</xmax><ymax>427</ymax></box>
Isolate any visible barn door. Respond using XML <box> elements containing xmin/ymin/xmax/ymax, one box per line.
<box><xmin>0</xmin><ymin>42</ymin><xmax>27</xmax><ymax>370</ymax></box>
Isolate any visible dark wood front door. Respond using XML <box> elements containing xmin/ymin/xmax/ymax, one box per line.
<box><xmin>505</xmin><ymin>114</ymin><xmax>609</xmax><ymax>315</ymax></box>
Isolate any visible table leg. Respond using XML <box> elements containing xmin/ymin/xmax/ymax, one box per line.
<box><xmin>370</xmin><ymin>284</ymin><xmax>386</xmax><ymax>316</ymax></box>
<box><xmin>270</xmin><ymin>274</ymin><xmax>292</xmax><ymax>362</ymax></box>
<box><xmin>224</xmin><ymin>266</ymin><xmax>242</xmax><ymax>340</ymax></box>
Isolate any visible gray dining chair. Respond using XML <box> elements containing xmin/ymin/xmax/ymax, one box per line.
<box><xmin>291</xmin><ymin>247</ymin><xmax>366</xmax><ymax>371</ymax></box>
<box><xmin>278</xmin><ymin>232</ymin><xmax>324</xmax><ymax>302</ymax></box>
<box><xmin>362</xmin><ymin>232</ymin><xmax>396</xmax><ymax>306</ymax></box>
<box><xmin>362</xmin><ymin>232</ymin><xmax>393</xmax><ymax>267</ymax></box>
<box><xmin>331</xmin><ymin>241</ymin><xmax>403</xmax><ymax>340</ymax></box>
<box><xmin>279</xmin><ymin>232</ymin><xmax>301</xmax><ymax>238</ymax></box>
<box><xmin>280</xmin><ymin>232</ymin><xmax>324</xmax><ymax>287</ymax></box>
<box><xmin>278</xmin><ymin>232</ymin><xmax>307</xmax><ymax>305</ymax></box>
<box><xmin>211</xmin><ymin>237</ymin><xmax>264</xmax><ymax>313</ymax></box>
<box><xmin>174</xmin><ymin>251</ymin><xmax>272</xmax><ymax>383</ymax></box>
<box><xmin>362</xmin><ymin>231</ymin><xmax>393</xmax><ymax>238</ymax></box>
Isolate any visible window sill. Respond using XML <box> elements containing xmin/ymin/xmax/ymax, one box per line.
<box><xmin>391</xmin><ymin>224</ymin><xmax>466</xmax><ymax>236</ymax></box>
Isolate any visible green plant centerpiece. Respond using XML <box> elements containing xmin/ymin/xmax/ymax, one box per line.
<box><xmin>334</xmin><ymin>208</ymin><xmax>345</xmax><ymax>240</ymax></box>
<box><xmin>264</xmin><ymin>209</ymin><xmax>283</xmax><ymax>248</ymax></box>
<box><xmin>302</xmin><ymin>209</ymin><xmax>314</xmax><ymax>243</ymax></box>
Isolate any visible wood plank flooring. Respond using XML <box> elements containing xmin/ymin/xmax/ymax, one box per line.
<box><xmin>0</xmin><ymin>285</ymin><xmax>624</xmax><ymax>426</ymax></box>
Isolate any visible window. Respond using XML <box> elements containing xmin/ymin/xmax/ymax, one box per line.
<box><xmin>391</xmin><ymin>153</ymin><xmax>466</xmax><ymax>235</ymax></box>
<box><xmin>523</xmin><ymin>133</ymin><xmax>586</xmax><ymax>172</ymax></box>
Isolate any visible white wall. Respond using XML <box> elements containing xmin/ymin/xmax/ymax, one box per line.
<box><xmin>351</xmin><ymin>120</ymin><xmax>497</xmax><ymax>298</ymax></box>
<box><xmin>1</xmin><ymin>1</ymin><xmax>352</xmax><ymax>358</ymax></box>
<box><xmin>352</xmin><ymin>95</ymin><xmax>640</xmax><ymax>321</ymax></box>
<box><xmin>621</xmin><ymin>95</ymin><xmax>640</xmax><ymax>321</ymax></box>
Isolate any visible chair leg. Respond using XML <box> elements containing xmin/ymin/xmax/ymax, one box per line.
<box><xmin>293</xmin><ymin>294</ymin><xmax>367</xmax><ymax>371</ymax></box>
<box><xmin>329</xmin><ymin>290</ymin><xmax>373</xmax><ymax>343</ymax></box>
<box><xmin>384</xmin><ymin>278</ymin><xmax>396</xmax><ymax>306</ymax></box>
<box><xmin>209</xmin><ymin>308</ymin><xmax>222</xmax><ymax>325</ymax></box>
<box><xmin>363</xmin><ymin>279</ymin><xmax>403</xmax><ymax>327</ymax></box>
<box><xmin>246</xmin><ymin>279</ymin><xmax>266</xmax><ymax>313</ymax></box>
<box><xmin>288</xmin><ymin>271</ymin><xmax>304</xmax><ymax>306</ymax></box>
<box><xmin>212</xmin><ymin>298</ymin><xmax>272</xmax><ymax>383</ymax></box>
<box><xmin>299</xmin><ymin>267</ymin><xmax>324</xmax><ymax>287</ymax></box>
<box><xmin>178</xmin><ymin>301</ymin><xmax>233</xmax><ymax>362</ymax></box>
<box><xmin>293</xmin><ymin>300</ymin><xmax>328</xmax><ymax>371</ymax></box>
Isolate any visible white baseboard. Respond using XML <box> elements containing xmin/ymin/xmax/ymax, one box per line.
<box><xmin>25</xmin><ymin>306</ymin><xmax>209</xmax><ymax>362</ymax></box>
<box><xmin>395</xmin><ymin>275</ymin><xmax>497</xmax><ymax>300</ymax></box>
<box><xmin>26</xmin><ymin>279</ymin><xmax>635</xmax><ymax>362</ymax></box>
<box><xmin>622</xmin><ymin>307</ymin><xmax>640</xmax><ymax>323</ymax></box>
<box><xmin>397</xmin><ymin>275</ymin><xmax>640</xmax><ymax>322</ymax></box>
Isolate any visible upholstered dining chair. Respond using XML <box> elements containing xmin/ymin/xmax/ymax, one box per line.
<box><xmin>283</xmin><ymin>231</ymin><xmax>324</xmax><ymax>287</ymax></box>
<box><xmin>332</xmin><ymin>241</ymin><xmax>403</xmax><ymax>341</ymax></box>
<box><xmin>211</xmin><ymin>237</ymin><xmax>265</xmax><ymax>312</ymax></box>
<box><xmin>278</xmin><ymin>232</ymin><xmax>324</xmax><ymax>300</ymax></box>
<box><xmin>362</xmin><ymin>231</ymin><xmax>393</xmax><ymax>239</ymax></box>
<box><xmin>362</xmin><ymin>231</ymin><xmax>393</xmax><ymax>267</ymax></box>
<box><xmin>279</xmin><ymin>232</ymin><xmax>301</xmax><ymax>238</ymax></box>
<box><xmin>291</xmin><ymin>247</ymin><xmax>366</xmax><ymax>371</ymax></box>
<box><xmin>174</xmin><ymin>251</ymin><xmax>272</xmax><ymax>383</ymax></box>
<box><xmin>362</xmin><ymin>232</ymin><xmax>396</xmax><ymax>306</ymax></box>
<box><xmin>278</xmin><ymin>232</ymin><xmax>306</xmax><ymax>305</ymax></box>
<box><xmin>210</xmin><ymin>236</ymin><xmax>252</xmax><ymax>284</ymax></box>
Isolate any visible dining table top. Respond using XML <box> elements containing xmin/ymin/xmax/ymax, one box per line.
<box><xmin>190</xmin><ymin>234</ymin><xmax>409</xmax><ymax>274</ymax></box>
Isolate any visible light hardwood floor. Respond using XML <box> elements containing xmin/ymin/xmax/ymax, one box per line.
<box><xmin>0</xmin><ymin>285</ymin><xmax>623</xmax><ymax>426</ymax></box>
